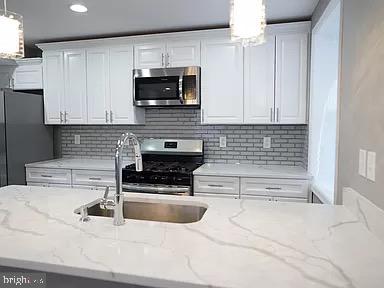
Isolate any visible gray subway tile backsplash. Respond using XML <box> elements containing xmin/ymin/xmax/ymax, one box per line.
<box><xmin>57</xmin><ymin>108</ymin><xmax>308</xmax><ymax>167</ymax></box>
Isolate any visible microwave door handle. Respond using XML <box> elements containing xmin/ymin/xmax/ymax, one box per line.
<box><xmin>178</xmin><ymin>75</ymin><xmax>184</xmax><ymax>104</ymax></box>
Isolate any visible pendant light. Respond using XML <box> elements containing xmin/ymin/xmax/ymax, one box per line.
<box><xmin>230</xmin><ymin>0</ymin><xmax>266</xmax><ymax>46</ymax></box>
<box><xmin>0</xmin><ymin>0</ymin><xmax>24</xmax><ymax>59</ymax></box>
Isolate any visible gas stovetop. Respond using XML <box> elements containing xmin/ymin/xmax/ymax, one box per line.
<box><xmin>125</xmin><ymin>161</ymin><xmax>201</xmax><ymax>174</ymax></box>
<box><xmin>122</xmin><ymin>138</ymin><xmax>204</xmax><ymax>196</ymax></box>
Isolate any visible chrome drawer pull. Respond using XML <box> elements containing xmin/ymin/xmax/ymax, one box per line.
<box><xmin>89</xmin><ymin>177</ymin><xmax>102</xmax><ymax>181</ymax></box>
<box><xmin>266</xmin><ymin>187</ymin><xmax>282</xmax><ymax>190</ymax></box>
<box><xmin>41</xmin><ymin>175</ymin><xmax>53</xmax><ymax>178</ymax></box>
<box><xmin>207</xmin><ymin>184</ymin><xmax>224</xmax><ymax>188</ymax></box>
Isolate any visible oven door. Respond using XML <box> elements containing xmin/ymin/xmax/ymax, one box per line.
<box><xmin>133</xmin><ymin>67</ymin><xmax>200</xmax><ymax>107</ymax></box>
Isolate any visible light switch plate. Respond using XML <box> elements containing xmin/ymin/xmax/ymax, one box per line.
<box><xmin>219</xmin><ymin>136</ymin><xmax>227</xmax><ymax>148</ymax></box>
<box><xmin>367</xmin><ymin>151</ymin><xmax>376</xmax><ymax>182</ymax></box>
<box><xmin>359</xmin><ymin>149</ymin><xmax>367</xmax><ymax>177</ymax></box>
<box><xmin>74</xmin><ymin>135</ymin><xmax>81</xmax><ymax>145</ymax></box>
<box><xmin>263</xmin><ymin>137</ymin><xmax>271</xmax><ymax>149</ymax></box>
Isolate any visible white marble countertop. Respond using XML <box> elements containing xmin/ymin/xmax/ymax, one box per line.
<box><xmin>25</xmin><ymin>158</ymin><xmax>133</xmax><ymax>171</ymax></box>
<box><xmin>193</xmin><ymin>163</ymin><xmax>311</xmax><ymax>180</ymax></box>
<box><xmin>1</xmin><ymin>185</ymin><xmax>384</xmax><ymax>288</ymax></box>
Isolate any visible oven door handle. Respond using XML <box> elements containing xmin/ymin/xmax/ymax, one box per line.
<box><xmin>122</xmin><ymin>184</ymin><xmax>191</xmax><ymax>195</ymax></box>
<box><xmin>178</xmin><ymin>74</ymin><xmax>184</xmax><ymax>104</ymax></box>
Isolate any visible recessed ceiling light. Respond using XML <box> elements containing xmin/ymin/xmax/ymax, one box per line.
<box><xmin>70</xmin><ymin>4</ymin><xmax>88</xmax><ymax>13</ymax></box>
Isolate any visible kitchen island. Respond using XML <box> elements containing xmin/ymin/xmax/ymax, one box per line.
<box><xmin>0</xmin><ymin>185</ymin><xmax>383</xmax><ymax>288</ymax></box>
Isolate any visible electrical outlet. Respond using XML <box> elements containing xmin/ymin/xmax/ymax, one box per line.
<box><xmin>74</xmin><ymin>135</ymin><xmax>81</xmax><ymax>145</ymax></box>
<box><xmin>263</xmin><ymin>137</ymin><xmax>271</xmax><ymax>149</ymax></box>
<box><xmin>359</xmin><ymin>149</ymin><xmax>367</xmax><ymax>177</ymax></box>
<box><xmin>367</xmin><ymin>151</ymin><xmax>376</xmax><ymax>182</ymax></box>
<box><xmin>219</xmin><ymin>136</ymin><xmax>227</xmax><ymax>148</ymax></box>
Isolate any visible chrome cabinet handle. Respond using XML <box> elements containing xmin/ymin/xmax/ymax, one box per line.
<box><xmin>60</xmin><ymin>112</ymin><xmax>63</xmax><ymax>123</ymax></box>
<box><xmin>166</xmin><ymin>53</ymin><xmax>170</xmax><ymax>67</ymax></box>
<box><xmin>64</xmin><ymin>111</ymin><xmax>68</xmax><ymax>123</ymax></box>
<box><xmin>208</xmin><ymin>184</ymin><xmax>224</xmax><ymax>188</ymax></box>
<box><xmin>201</xmin><ymin>109</ymin><xmax>204</xmax><ymax>123</ymax></box>
<box><xmin>161</xmin><ymin>53</ymin><xmax>165</xmax><ymax>67</ymax></box>
<box><xmin>276</xmin><ymin>108</ymin><xmax>280</xmax><ymax>123</ymax></box>
<box><xmin>178</xmin><ymin>75</ymin><xmax>184</xmax><ymax>104</ymax></box>
<box><xmin>105</xmin><ymin>110</ymin><xmax>109</xmax><ymax>123</ymax></box>
<box><xmin>110</xmin><ymin>110</ymin><xmax>113</xmax><ymax>123</ymax></box>
<box><xmin>41</xmin><ymin>175</ymin><xmax>53</xmax><ymax>178</ymax></box>
<box><xmin>266</xmin><ymin>187</ymin><xmax>282</xmax><ymax>190</ymax></box>
<box><xmin>270</xmin><ymin>108</ymin><xmax>273</xmax><ymax>123</ymax></box>
<box><xmin>89</xmin><ymin>177</ymin><xmax>102</xmax><ymax>181</ymax></box>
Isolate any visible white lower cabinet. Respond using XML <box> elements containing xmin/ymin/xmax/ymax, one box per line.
<box><xmin>194</xmin><ymin>176</ymin><xmax>240</xmax><ymax>198</ymax></box>
<box><xmin>240</xmin><ymin>178</ymin><xmax>309</xmax><ymax>199</ymax></box>
<box><xmin>25</xmin><ymin>167</ymin><xmax>115</xmax><ymax>191</ymax></box>
<box><xmin>71</xmin><ymin>169</ymin><xmax>115</xmax><ymax>187</ymax></box>
<box><xmin>194</xmin><ymin>175</ymin><xmax>309</xmax><ymax>203</ymax></box>
<box><xmin>26</xmin><ymin>168</ymin><xmax>72</xmax><ymax>185</ymax></box>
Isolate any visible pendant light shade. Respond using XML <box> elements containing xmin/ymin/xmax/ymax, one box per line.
<box><xmin>0</xmin><ymin>0</ymin><xmax>24</xmax><ymax>59</ymax></box>
<box><xmin>230</xmin><ymin>0</ymin><xmax>266</xmax><ymax>46</ymax></box>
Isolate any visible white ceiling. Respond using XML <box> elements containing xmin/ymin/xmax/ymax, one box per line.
<box><xmin>7</xmin><ymin>0</ymin><xmax>320</xmax><ymax>45</ymax></box>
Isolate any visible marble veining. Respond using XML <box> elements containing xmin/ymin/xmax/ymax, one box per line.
<box><xmin>193</xmin><ymin>163</ymin><xmax>311</xmax><ymax>179</ymax></box>
<box><xmin>343</xmin><ymin>187</ymin><xmax>384</xmax><ymax>243</ymax></box>
<box><xmin>0</xmin><ymin>185</ymin><xmax>384</xmax><ymax>288</ymax></box>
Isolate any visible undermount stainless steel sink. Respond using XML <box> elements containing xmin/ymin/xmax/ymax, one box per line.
<box><xmin>75</xmin><ymin>198</ymin><xmax>207</xmax><ymax>224</ymax></box>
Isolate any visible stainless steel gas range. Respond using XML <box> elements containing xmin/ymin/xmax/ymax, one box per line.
<box><xmin>122</xmin><ymin>139</ymin><xmax>203</xmax><ymax>196</ymax></box>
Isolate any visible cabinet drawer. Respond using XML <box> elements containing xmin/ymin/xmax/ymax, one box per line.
<box><xmin>72</xmin><ymin>170</ymin><xmax>115</xmax><ymax>187</ymax></box>
<box><xmin>241</xmin><ymin>178</ymin><xmax>309</xmax><ymax>198</ymax></box>
<box><xmin>194</xmin><ymin>176</ymin><xmax>240</xmax><ymax>196</ymax></box>
<box><xmin>26</xmin><ymin>168</ymin><xmax>71</xmax><ymax>184</ymax></box>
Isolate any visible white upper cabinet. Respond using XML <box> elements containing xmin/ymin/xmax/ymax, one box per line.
<box><xmin>12</xmin><ymin>58</ymin><xmax>43</xmax><ymax>90</ymax></box>
<box><xmin>275</xmin><ymin>33</ymin><xmax>308</xmax><ymax>124</ymax></box>
<box><xmin>244</xmin><ymin>35</ymin><xmax>276</xmax><ymax>124</ymax></box>
<box><xmin>134</xmin><ymin>40</ymin><xmax>200</xmax><ymax>69</ymax></box>
<box><xmin>110</xmin><ymin>46</ymin><xmax>145</xmax><ymax>124</ymax></box>
<box><xmin>63</xmin><ymin>50</ymin><xmax>87</xmax><ymax>124</ymax></box>
<box><xmin>86</xmin><ymin>48</ymin><xmax>110</xmax><ymax>125</ymax></box>
<box><xmin>201</xmin><ymin>39</ymin><xmax>244</xmax><ymax>124</ymax></box>
<box><xmin>43</xmin><ymin>52</ymin><xmax>64</xmax><ymax>124</ymax></box>
<box><xmin>166</xmin><ymin>40</ymin><xmax>200</xmax><ymax>67</ymax></box>
<box><xmin>134</xmin><ymin>43</ymin><xmax>166</xmax><ymax>69</ymax></box>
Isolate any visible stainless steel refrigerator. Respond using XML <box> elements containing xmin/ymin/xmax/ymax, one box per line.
<box><xmin>0</xmin><ymin>89</ymin><xmax>53</xmax><ymax>187</ymax></box>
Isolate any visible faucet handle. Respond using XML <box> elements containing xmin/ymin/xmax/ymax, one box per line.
<box><xmin>79</xmin><ymin>205</ymin><xmax>90</xmax><ymax>222</ymax></box>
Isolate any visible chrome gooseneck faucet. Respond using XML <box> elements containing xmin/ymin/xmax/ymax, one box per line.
<box><xmin>112</xmin><ymin>132</ymin><xmax>143</xmax><ymax>226</ymax></box>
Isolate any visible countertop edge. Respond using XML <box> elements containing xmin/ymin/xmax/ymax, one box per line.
<box><xmin>0</xmin><ymin>258</ymin><xmax>206</xmax><ymax>288</ymax></box>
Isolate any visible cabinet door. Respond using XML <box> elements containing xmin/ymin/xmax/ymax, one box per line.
<box><xmin>201</xmin><ymin>39</ymin><xmax>244</xmax><ymax>124</ymax></box>
<box><xmin>13</xmin><ymin>59</ymin><xmax>43</xmax><ymax>90</ymax></box>
<box><xmin>194</xmin><ymin>176</ymin><xmax>240</xmax><ymax>196</ymax></box>
<box><xmin>275</xmin><ymin>33</ymin><xmax>308</xmax><ymax>124</ymax></box>
<box><xmin>240</xmin><ymin>177</ymin><xmax>309</xmax><ymax>198</ymax></box>
<box><xmin>110</xmin><ymin>46</ymin><xmax>145</xmax><ymax>124</ymax></box>
<box><xmin>166</xmin><ymin>40</ymin><xmax>200</xmax><ymax>67</ymax></box>
<box><xmin>43</xmin><ymin>51</ymin><xmax>64</xmax><ymax>124</ymax></box>
<box><xmin>86</xmin><ymin>49</ymin><xmax>110</xmax><ymax>125</ymax></box>
<box><xmin>244</xmin><ymin>35</ymin><xmax>276</xmax><ymax>124</ymax></box>
<box><xmin>63</xmin><ymin>50</ymin><xmax>87</xmax><ymax>124</ymax></box>
<box><xmin>134</xmin><ymin>43</ymin><xmax>166</xmax><ymax>69</ymax></box>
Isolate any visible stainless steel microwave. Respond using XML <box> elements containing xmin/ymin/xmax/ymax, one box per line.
<box><xmin>133</xmin><ymin>66</ymin><xmax>200</xmax><ymax>107</ymax></box>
